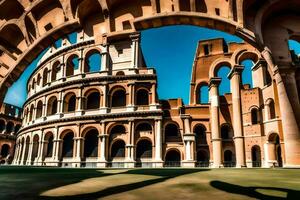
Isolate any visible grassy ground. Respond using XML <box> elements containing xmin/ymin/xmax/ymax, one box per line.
<box><xmin>0</xmin><ymin>167</ymin><xmax>299</xmax><ymax>200</ymax></box>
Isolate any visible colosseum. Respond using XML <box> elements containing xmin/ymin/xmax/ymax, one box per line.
<box><xmin>0</xmin><ymin>0</ymin><xmax>300</xmax><ymax>168</ymax></box>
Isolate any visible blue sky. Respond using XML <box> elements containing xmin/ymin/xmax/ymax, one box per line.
<box><xmin>4</xmin><ymin>25</ymin><xmax>300</xmax><ymax>107</ymax></box>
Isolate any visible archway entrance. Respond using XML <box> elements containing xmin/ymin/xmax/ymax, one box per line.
<box><xmin>224</xmin><ymin>150</ymin><xmax>236</xmax><ymax>167</ymax></box>
<box><xmin>251</xmin><ymin>145</ymin><xmax>261</xmax><ymax>167</ymax></box>
<box><xmin>136</xmin><ymin>139</ymin><xmax>152</xmax><ymax>167</ymax></box>
<box><xmin>196</xmin><ymin>149</ymin><xmax>209</xmax><ymax>167</ymax></box>
<box><xmin>165</xmin><ymin>149</ymin><xmax>181</xmax><ymax>167</ymax></box>
<box><xmin>268</xmin><ymin>133</ymin><xmax>283</xmax><ymax>167</ymax></box>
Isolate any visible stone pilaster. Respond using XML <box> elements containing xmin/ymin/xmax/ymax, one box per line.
<box><xmin>209</xmin><ymin>77</ymin><xmax>222</xmax><ymax>168</ymax></box>
<box><xmin>228</xmin><ymin>65</ymin><xmax>246</xmax><ymax>168</ymax></box>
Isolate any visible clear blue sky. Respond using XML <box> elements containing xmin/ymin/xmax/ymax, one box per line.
<box><xmin>4</xmin><ymin>25</ymin><xmax>300</xmax><ymax>107</ymax></box>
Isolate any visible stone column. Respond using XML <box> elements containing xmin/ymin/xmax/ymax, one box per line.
<box><xmin>101</xmin><ymin>83</ymin><xmax>108</xmax><ymax>113</ymax></box>
<box><xmin>130</xmin><ymin>32</ymin><xmax>140</xmax><ymax>69</ymax></box>
<box><xmin>125</xmin><ymin>120</ymin><xmax>135</xmax><ymax>168</ymax></box>
<box><xmin>252</xmin><ymin>59</ymin><xmax>267</xmax><ymax>88</ymax></box>
<box><xmin>42</xmin><ymin>96</ymin><xmax>47</xmax><ymax>119</ymax></box>
<box><xmin>12</xmin><ymin>143</ymin><xmax>19</xmax><ymax>165</ymax></box>
<box><xmin>73</xmin><ymin>137</ymin><xmax>83</xmax><ymax>167</ymax></box>
<box><xmin>101</xmin><ymin>43</ymin><xmax>109</xmax><ymax>73</ymax></box>
<box><xmin>58</xmin><ymin>91</ymin><xmax>64</xmax><ymax>116</ymax></box>
<box><xmin>154</xmin><ymin>119</ymin><xmax>163</xmax><ymax>167</ymax></box>
<box><xmin>209</xmin><ymin>78</ymin><xmax>222</xmax><ymax>168</ymax></box>
<box><xmin>262</xmin><ymin>48</ymin><xmax>300</xmax><ymax>167</ymax></box>
<box><xmin>228</xmin><ymin>65</ymin><xmax>246</xmax><ymax>168</ymax></box>
<box><xmin>26</xmin><ymin>141</ymin><xmax>34</xmax><ymax>165</ymax></box>
<box><xmin>127</xmin><ymin>83</ymin><xmax>135</xmax><ymax>111</ymax></box>
<box><xmin>52</xmin><ymin>139</ymin><xmax>62</xmax><ymax>165</ymax></box>
<box><xmin>20</xmin><ymin>142</ymin><xmax>27</xmax><ymax>165</ymax></box>
<box><xmin>76</xmin><ymin>86</ymin><xmax>83</xmax><ymax>116</ymax></box>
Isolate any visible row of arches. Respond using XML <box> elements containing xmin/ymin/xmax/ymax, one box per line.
<box><xmin>24</xmin><ymin>86</ymin><xmax>151</xmax><ymax>123</ymax></box>
<box><xmin>0</xmin><ymin>119</ymin><xmax>21</xmax><ymax>134</ymax></box>
<box><xmin>29</xmin><ymin>49</ymin><xmax>102</xmax><ymax>93</ymax></box>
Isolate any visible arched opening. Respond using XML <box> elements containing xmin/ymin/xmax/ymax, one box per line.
<box><xmin>224</xmin><ymin>150</ymin><xmax>235</xmax><ymax>167</ymax></box>
<box><xmin>84</xmin><ymin>129</ymin><xmax>99</xmax><ymax>158</ymax></box>
<box><xmin>197</xmin><ymin>84</ymin><xmax>209</xmax><ymax>104</ymax></box>
<box><xmin>116</xmin><ymin>71</ymin><xmax>125</xmax><ymax>76</ymax></box>
<box><xmin>136</xmin><ymin>89</ymin><xmax>149</xmax><ymax>106</ymax></box>
<box><xmin>165</xmin><ymin>123</ymin><xmax>180</xmax><ymax>142</ymax></box>
<box><xmin>66</xmin><ymin>55</ymin><xmax>79</xmax><ymax>77</ymax></box>
<box><xmin>84</xmin><ymin>50</ymin><xmax>101</xmax><ymax>73</ymax></box>
<box><xmin>110</xmin><ymin>140</ymin><xmax>126</xmax><ymax>160</ymax></box>
<box><xmin>47</xmin><ymin>97</ymin><xmax>58</xmax><ymax>116</ymax></box>
<box><xmin>136</xmin><ymin>122</ymin><xmax>152</xmax><ymax>134</ymax></box>
<box><xmin>194</xmin><ymin>124</ymin><xmax>207</xmax><ymax>144</ymax></box>
<box><xmin>0</xmin><ymin>144</ymin><xmax>10</xmax><ymax>158</ymax></box>
<box><xmin>165</xmin><ymin>150</ymin><xmax>181</xmax><ymax>167</ymax></box>
<box><xmin>196</xmin><ymin>150</ymin><xmax>209</xmax><ymax>167</ymax></box>
<box><xmin>36</xmin><ymin>74</ymin><xmax>41</xmax><ymax>87</ymax></box>
<box><xmin>251</xmin><ymin>108</ymin><xmax>259</xmax><ymax>125</ymax></box>
<box><xmin>268</xmin><ymin>133</ymin><xmax>283</xmax><ymax>167</ymax></box>
<box><xmin>0</xmin><ymin>120</ymin><xmax>5</xmax><ymax>133</ymax></box>
<box><xmin>32</xmin><ymin>135</ymin><xmax>39</xmax><ymax>161</ymax></box>
<box><xmin>251</xmin><ymin>145</ymin><xmax>261</xmax><ymax>167</ymax></box>
<box><xmin>217</xmin><ymin>66</ymin><xmax>231</xmax><ymax>95</ymax></box>
<box><xmin>23</xmin><ymin>136</ymin><xmax>30</xmax><ymax>164</ymax></box>
<box><xmin>221</xmin><ymin>124</ymin><xmax>233</xmax><ymax>140</ymax></box>
<box><xmin>36</xmin><ymin>101</ymin><xmax>43</xmax><ymax>118</ymax></box>
<box><xmin>51</xmin><ymin>61</ymin><xmax>60</xmax><ymax>82</ymax></box>
<box><xmin>111</xmin><ymin>89</ymin><xmax>126</xmax><ymax>107</ymax></box>
<box><xmin>269</xmin><ymin>99</ymin><xmax>276</xmax><ymax>120</ymax></box>
<box><xmin>241</xmin><ymin>59</ymin><xmax>254</xmax><ymax>88</ymax></box>
<box><xmin>45</xmin><ymin>133</ymin><xmax>54</xmax><ymax>158</ymax></box>
<box><xmin>86</xmin><ymin>91</ymin><xmax>100</xmax><ymax>110</ymax></box>
<box><xmin>42</xmin><ymin>68</ymin><xmax>48</xmax><ymax>86</ymax></box>
<box><xmin>63</xmin><ymin>93</ymin><xmax>76</xmax><ymax>112</ymax></box>
<box><xmin>29</xmin><ymin>105</ymin><xmax>34</xmax><ymax>122</ymax></box>
<box><xmin>136</xmin><ymin>139</ymin><xmax>152</xmax><ymax>161</ymax></box>
<box><xmin>62</xmin><ymin>132</ymin><xmax>74</xmax><ymax>158</ymax></box>
<box><xmin>6</xmin><ymin>121</ymin><xmax>14</xmax><ymax>134</ymax></box>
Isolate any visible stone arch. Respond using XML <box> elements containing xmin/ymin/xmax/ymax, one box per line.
<box><xmin>63</xmin><ymin>92</ymin><xmax>77</xmax><ymax>112</ymax></box>
<box><xmin>164</xmin><ymin>122</ymin><xmax>180</xmax><ymax>142</ymax></box>
<box><xmin>265</xmin><ymin>98</ymin><xmax>276</xmax><ymax>120</ymax></box>
<box><xmin>196</xmin><ymin>149</ymin><xmax>210</xmax><ymax>167</ymax></box>
<box><xmin>110</xmin><ymin>86</ymin><xmax>127</xmax><ymax>107</ymax></box>
<box><xmin>250</xmin><ymin>107</ymin><xmax>260</xmax><ymax>125</ymax></box>
<box><xmin>47</xmin><ymin>96</ymin><xmax>58</xmax><ymax>115</ymax></box>
<box><xmin>85</xmin><ymin>89</ymin><xmax>101</xmax><ymax>110</ymax></box>
<box><xmin>44</xmin><ymin>132</ymin><xmax>54</xmax><ymax>158</ymax></box>
<box><xmin>83</xmin><ymin>128</ymin><xmax>99</xmax><ymax>158</ymax></box>
<box><xmin>136</xmin><ymin>139</ymin><xmax>152</xmax><ymax>161</ymax></box>
<box><xmin>51</xmin><ymin>61</ymin><xmax>60</xmax><ymax>82</ymax></box>
<box><xmin>267</xmin><ymin>132</ymin><xmax>283</xmax><ymax>167</ymax></box>
<box><xmin>84</xmin><ymin>48</ymin><xmax>101</xmax><ymax>73</ymax></box>
<box><xmin>251</xmin><ymin>145</ymin><xmax>261</xmax><ymax>167</ymax></box>
<box><xmin>110</xmin><ymin>139</ymin><xmax>126</xmax><ymax>161</ymax></box>
<box><xmin>194</xmin><ymin>124</ymin><xmax>207</xmax><ymax>145</ymax></box>
<box><xmin>0</xmin><ymin>23</ymin><xmax>26</xmax><ymax>54</ymax></box>
<box><xmin>31</xmin><ymin>134</ymin><xmax>40</xmax><ymax>161</ymax></box>
<box><xmin>36</xmin><ymin>100</ymin><xmax>43</xmax><ymax>119</ymax></box>
<box><xmin>66</xmin><ymin>54</ymin><xmax>79</xmax><ymax>77</ymax></box>
<box><xmin>108</xmin><ymin>124</ymin><xmax>127</xmax><ymax>142</ymax></box>
<box><xmin>196</xmin><ymin>82</ymin><xmax>209</xmax><ymax>104</ymax></box>
<box><xmin>164</xmin><ymin>148</ymin><xmax>181</xmax><ymax>167</ymax></box>
<box><xmin>136</xmin><ymin>88</ymin><xmax>149</xmax><ymax>106</ymax></box>
<box><xmin>221</xmin><ymin>123</ymin><xmax>233</xmax><ymax>140</ymax></box>
<box><xmin>61</xmin><ymin>130</ymin><xmax>75</xmax><ymax>158</ymax></box>
<box><xmin>42</xmin><ymin>68</ymin><xmax>49</xmax><ymax>86</ymax></box>
<box><xmin>209</xmin><ymin>59</ymin><xmax>233</xmax><ymax>78</ymax></box>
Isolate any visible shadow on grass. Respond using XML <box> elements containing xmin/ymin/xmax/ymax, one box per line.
<box><xmin>40</xmin><ymin>168</ymin><xmax>208</xmax><ymax>200</ymax></box>
<box><xmin>0</xmin><ymin>166</ymin><xmax>207</xmax><ymax>200</ymax></box>
<box><xmin>210</xmin><ymin>180</ymin><xmax>300</xmax><ymax>200</ymax></box>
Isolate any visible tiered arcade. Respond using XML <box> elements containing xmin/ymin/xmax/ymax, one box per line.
<box><xmin>12</xmin><ymin>32</ymin><xmax>287</xmax><ymax>168</ymax></box>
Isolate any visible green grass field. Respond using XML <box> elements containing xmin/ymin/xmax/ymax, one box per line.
<box><xmin>0</xmin><ymin>167</ymin><xmax>299</xmax><ymax>200</ymax></box>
